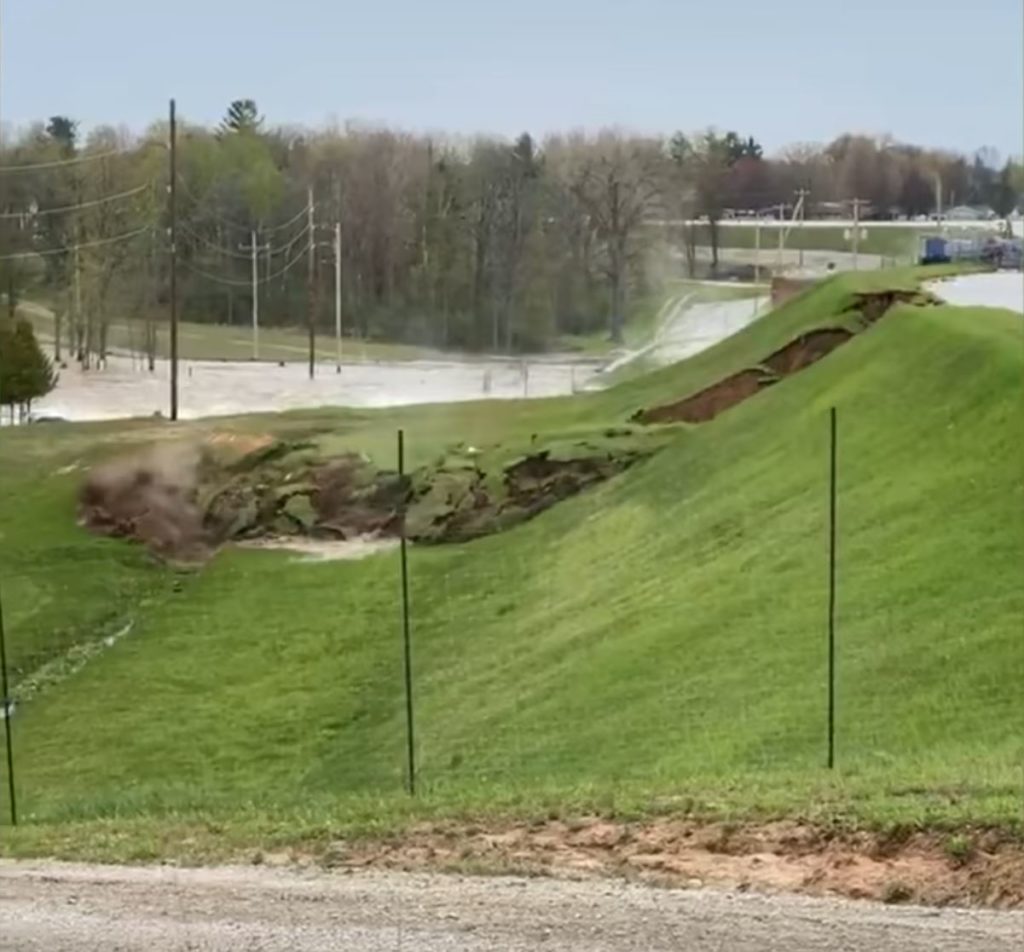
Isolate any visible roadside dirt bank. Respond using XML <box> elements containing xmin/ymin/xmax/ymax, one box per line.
<box><xmin>259</xmin><ymin>817</ymin><xmax>1024</xmax><ymax>910</ymax></box>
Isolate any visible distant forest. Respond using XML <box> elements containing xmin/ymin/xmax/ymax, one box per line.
<box><xmin>1</xmin><ymin>102</ymin><xmax>1020</xmax><ymax>359</ymax></box>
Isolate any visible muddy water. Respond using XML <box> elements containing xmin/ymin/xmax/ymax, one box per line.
<box><xmin>235</xmin><ymin>537</ymin><xmax>399</xmax><ymax>562</ymax></box>
<box><xmin>926</xmin><ymin>272</ymin><xmax>1024</xmax><ymax>314</ymax></box>
<box><xmin>33</xmin><ymin>355</ymin><xmax>602</xmax><ymax>423</ymax></box>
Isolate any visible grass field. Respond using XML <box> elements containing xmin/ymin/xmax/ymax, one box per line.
<box><xmin>0</xmin><ymin>265</ymin><xmax>1019</xmax><ymax>861</ymax></box>
<box><xmin>666</xmin><ymin>222</ymin><xmax>1003</xmax><ymax>260</ymax></box>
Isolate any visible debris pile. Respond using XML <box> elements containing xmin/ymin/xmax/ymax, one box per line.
<box><xmin>78</xmin><ymin>429</ymin><xmax>666</xmax><ymax>560</ymax></box>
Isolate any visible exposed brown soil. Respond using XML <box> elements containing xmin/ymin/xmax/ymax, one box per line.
<box><xmin>79</xmin><ymin>433</ymin><xmax>658</xmax><ymax>559</ymax></box>
<box><xmin>315</xmin><ymin>817</ymin><xmax>1024</xmax><ymax>910</ymax></box>
<box><xmin>636</xmin><ymin>368</ymin><xmax>771</xmax><ymax>425</ymax></box>
<box><xmin>847</xmin><ymin>289</ymin><xmax>934</xmax><ymax>325</ymax></box>
<box><xmin>633</xmin><ymin>328</ymin><xmax>852</xmax><ymax>425</ymax></box>
<box><xmin>763</xmin><ymin>328</ymin><xmax>853</xmax><ymax>376</ymax></box>
<box><xmin>634</xmin><ymin>288</ymin><xmax>939</xmax><ymax>426</ymax></box>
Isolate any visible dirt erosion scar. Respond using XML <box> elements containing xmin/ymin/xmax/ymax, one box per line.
<box><xmin>633</xmin><ymin>289</ymin><xmax>937</xmax><ymax>426</ymax></box>
<box><xmin>634</xmin><ymin>328</ymin><xmax>853</xmax><ymax>425</ymax></box>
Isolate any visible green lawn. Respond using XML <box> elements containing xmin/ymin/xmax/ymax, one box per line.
<box><xmin>661</xmin><ymin>222</ymin><xmax>1002</xmax><ymax>260</ymax></box>
<box><xmin>0</xmin><ymin>266</ymin><xmax>1019</xmax><ymax>860</ymax></box>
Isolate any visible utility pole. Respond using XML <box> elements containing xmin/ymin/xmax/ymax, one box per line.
<box><xmin>73</xmin><ymin>245</ymin><xmax>82</xmax><ymax>359</ymax></box>
<box><xmin>239</xmin><ymin>230</ymin><xmax>268</xmax><ymax>359</ymax></box>
<box><xmin>168</xmin><ymin>98</ymin><xmax>179</xmax><ymax>422</ymax></box>
<box><xmin>849</xmin><ymin>198</ymin><xmax>867</xmax><ymax>271</ymax></box>
<box><xmin>933</xmin><ymin>172</ymin><xmax>944</xmax><ymax>234</ymax></box>
<box><xmin>334</xmin><ymin>221</ymin><xmax>342</xmax><ymax>373</ymax></box>
<box><xmin>776</xmin><ymin>203</ymin><xmax>785</xmax><ymax>273</ymax></box>
<box><xmin>754</xmin><ymin>215</ymin><xmax>761</xmax><ymax>284</ymax></box>
<box><xmin>249</xmin><ymin>231</ymin><xmax>259</xmax><ymax>359</ymax></box>
<box><xmin>0</xmin><ymin>579</ymin><xmax>17</xmax><ymax>825</ymax></box>
<box><xmin>794</xmin><ymin>188</ymin><xmax>809</xmax><ymax>270</ymax></box>
<box><xmin>264</xmin><ymin>236</ymin><xmax>274</xmax><ymax>327</ymax></box>
<box><xmin>307</xmin><ymin>186</ymin><xmax>316</xmax><ymax>380</ymax></box>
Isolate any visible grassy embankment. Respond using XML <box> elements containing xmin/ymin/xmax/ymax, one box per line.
<box><xmin>0</xmin><ymin>265</ymin><xmax>1018</xmax><ymax>862</ymax></box>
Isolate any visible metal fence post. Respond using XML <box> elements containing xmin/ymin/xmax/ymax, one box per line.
<box><xmin>827</xmin><ymin>407</ymin><xmax>838</xmax><ymax>770</ymax></box>
<box><xmin>0</xmin><ymin>581</ymin><xmax>17</xmax><ymax>824</ymax></box>
<box><xmin>398</xmin><ymin>430</ymin><xmax>416</xmax><ymax>795</ymax></box>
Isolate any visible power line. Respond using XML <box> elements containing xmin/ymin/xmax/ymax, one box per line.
<box><xmin>0</xmin><ymin>183</ymin><xmax>151</xmax><ymax>219</ymax></box>
<box><xmin>0</xmin><ymin>143</ymin><xmax>162</xmax><ymax>174</ymax></box>
<box><xmin>271</xmin><ymin>221</ymin><xmax>314</xmax><ymax>258</ymax></box>
<box><xmin>176</xmin><ymin>174</ymin><xmax>311</xmax><ymax>234</ymax></box>
<box><xmin>179</xmin><ymin>240</ymin><xmax>310</xmax><ymax>286</ymax></box>
<box><xmin>177</xmin><ymin>222</ymin><xmax>261</xmax><ymax>260</ymax></box>
<box><xmin>178</xmin><ymin>220</ymin><xmax>311</xmax><ymax>260</ymax></box>
<box><xmin>0</xmin><ymin>226</ymin><xmax>152</xmax><ymax>261</ymax></box>
<box><xmin>261</xmin><ymin>203</ymin><xmax>310</xmax><ymax>235</ymax></box>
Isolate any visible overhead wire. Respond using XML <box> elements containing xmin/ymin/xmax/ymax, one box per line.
<box><xmin>0</xmin><ymin>143</ymin><xmax>314</xmax><ymax>286</ymax></box>
<box><xmin>179</xmin><ymin>239</ymin><xmax>311</xmax><ymax>287</ymax></box>
<box><xmin>178</xmin><ymin>220</ymin><xmax>311</xmax><ymax>260</ymax></box>
<box><xmin>177</xmin><ymin>222</ymin><xmax>259</xmax><ymax>260</ymax></box>
<box><xmin>0</xmin><ymin>141</ymin><xmax>163</xmax><ymax>174</ymax></box>
<box><xmin>176</xmin><ymin>174</ymin><xmax>311</xmax><ymax>234</ymax></box>
<box><xmin>0</xmin><ymin>226</ymin><xmax>153</xmax><ymax>261</ymax></box>
<box><xmin>0</xmin><ymin>183</ymin><xmax>151</xmax><ymax>219</ymax></box>
<box><xmin>259</xmin><ymin>202</ymin><xmax>309</xmax><ymax>235</ymax></box>
<box><xmin>266</xmin><ymin>221</ymin><xmax>314</xmax><ymax>258</ymax></box>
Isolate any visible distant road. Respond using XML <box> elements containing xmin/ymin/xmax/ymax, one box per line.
<box><xmin>647</xmin><ymin>218</ymin><xmax>1014</xmax><ymax>231</ymax></box>
<box><xmin>2</xmin><ymin>862</ymin><xmax>1022</xmax><ymax>952</ymax></box>
<box><xmin>689</xmin><ymin>245</ymin><xmax>885</xmax><ymax>273</ymax></box>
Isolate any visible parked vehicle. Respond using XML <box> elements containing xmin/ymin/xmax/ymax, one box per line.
<box><xmin>919</xmin><ymin>234</ymin><xmax>1023</xmax><ymax>269</ymax></box>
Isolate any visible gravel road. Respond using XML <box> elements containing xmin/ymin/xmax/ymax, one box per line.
<box><xmin>1</xmin><ymin>862</ymin><xmax>1021</xmax><ymax>952</ymax></box>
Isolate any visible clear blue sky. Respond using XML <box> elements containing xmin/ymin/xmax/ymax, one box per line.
<box><xmin>4</xmin><ymin>0</ymin><xmax>1022</xmax><ymax>158</ymax></box>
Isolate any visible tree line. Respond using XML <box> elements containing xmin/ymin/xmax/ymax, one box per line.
<box><xmin>0</xmin><ymin>102</ymin><xmax>1020</xmax><ymax>361</ymax></box>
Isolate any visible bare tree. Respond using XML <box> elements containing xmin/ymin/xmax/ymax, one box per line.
<box><xmin>569</xmin><ymin>134</ymin><xmax>661</xmax><ymax>343</ymax></box>
<box><xmin>77</xmin><ymin>129</ymin><xmax>155</xmax><ymax>368</ymax></box>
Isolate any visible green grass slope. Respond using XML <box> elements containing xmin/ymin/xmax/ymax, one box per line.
<box><xmin>1</xmin><ymin>269</ymin><xmax>1020</xmax><ymax>855</ymax></box>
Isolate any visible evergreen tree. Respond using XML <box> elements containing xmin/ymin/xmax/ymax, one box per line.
<box><xmin>219</xmin><ymin>100</ymin><xmax>263</xmax><ymax>136</ymax></box>
<box><xmin>0</xmin><ymin>319</ymin><xmax>58</xmax><ymax>419</ymax></box>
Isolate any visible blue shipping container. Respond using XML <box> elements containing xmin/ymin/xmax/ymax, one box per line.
<box><xmin>919</xmin><ymin>235</ymin><xmax>949</xmax><ymax>264</ymax></box>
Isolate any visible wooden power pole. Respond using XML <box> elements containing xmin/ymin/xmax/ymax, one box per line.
<box><xmin>334</xmin><ymin>221</ymin><xmax>342</xmax><ymax>373</ymax></box>
<box><xmin>307</xmin><ymin>186</ymin><xmax>316</xmax><ymax>380</ymax></box>
<box><xmin>168</xmin><ymin>98</ymin><xmax>179</xmax><ymax>421</ymax></box>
